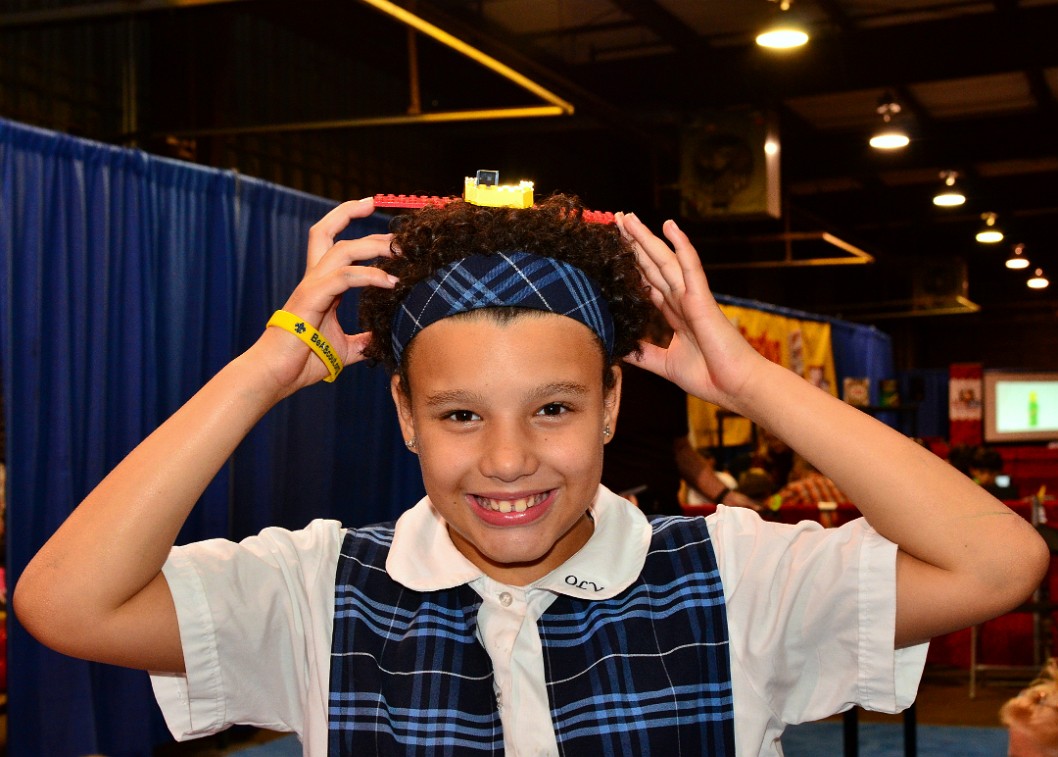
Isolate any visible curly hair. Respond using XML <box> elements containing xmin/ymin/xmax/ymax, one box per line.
<box><xmin>1001</xmin><ymin>658</ymin><xmax>1058</xmax><ymax>751</ymax></box>
<box><xmin>359</xmin><ymin>194</ymin><xmax>653</xmax><ymax>387</ymax></box>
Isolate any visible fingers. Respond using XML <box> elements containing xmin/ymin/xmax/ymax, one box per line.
<box><xmin>623</xmin><ymin>339</ymin><xmax>668</xmax><ymax>376</ymax></box>
<box><xmin>341</xmin><ymin>331</ymin><xmax>375</xmax><ymax>365</ymax></box>
<box><xmin>290</xmin><ymin>199</ymin><xmax>398</xmax><ymax>319</ymax></box>
<box><xmin>306</xmin><ymin>197</ymin><xmax>381</xmax><ymax>267</ymax></box>
<box><xmin>616</xmin><ymin>212</ymin><xmax>685</xmax><ymax>299</ymax></box>
<box><xmin>284</xmin><ymin>264</ymin><xmax>398</xmax><ymax>322</ymax></box>
<box><xmin>316</xmin><ymin>265</ymin><xmax>399</xmax><ymax>299</ymax></box>
<box><xmin>660</xmin><ymin>219</ymin><xmax>714</xmax><ymax>303</ymax></box>
<box><xmin>617</xmin><ymin>212</ymin><xmax>714</xmax><ymax>309</ymax></box>
<box><xmin>313</xmin><ymin>234</ymin><xmax>394</xmax><ymax>275</ymax></box>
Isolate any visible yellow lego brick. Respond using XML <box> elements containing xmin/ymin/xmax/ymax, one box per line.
<box><xmin>463</xmin><ymin>177</ymin><xmax>534</xmax><ymax>208</ymax></box>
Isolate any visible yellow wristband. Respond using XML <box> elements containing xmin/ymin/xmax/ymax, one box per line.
<box><xmin>267</xmin><ymin>310</ymin><xmax>344</xmax><ymax>383</ymax></box>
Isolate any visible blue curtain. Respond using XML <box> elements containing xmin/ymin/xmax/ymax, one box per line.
<box><xmin>1</xmin><ymin>118</ymin><xmax>423</xmax><ymax>756</ymax></box>
<box><xmin>898</xmin><ymin>368</ymin><xmax>951</xmax><ymax>439</ymax></box>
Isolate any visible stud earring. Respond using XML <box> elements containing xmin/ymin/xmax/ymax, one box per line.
<box><xmin>405</xmin><ymin>438</ymin><xmax>417</xmax><ymax>450</ymax></box>
<box><xmin>603</xmin><ymin>426</ymin><xmax>612</xmax><ymax>438</ymax></box>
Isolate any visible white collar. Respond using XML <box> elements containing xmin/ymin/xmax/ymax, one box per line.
<box><xmin>386</xmin><ymin>485</ymin><xmax>652</xmax><ymax>600</ymax></box>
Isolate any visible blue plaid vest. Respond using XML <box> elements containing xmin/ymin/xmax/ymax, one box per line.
<box><xmin>328</xmin><ymin>516</ymin><xmax>734</xmax><ymax>755</ymax></box>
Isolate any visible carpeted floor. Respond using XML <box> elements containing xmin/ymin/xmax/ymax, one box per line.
<box><xmin>224</xmin><ymin>736</ymin><xmax>299</xmax><ymax>757</ymax></box>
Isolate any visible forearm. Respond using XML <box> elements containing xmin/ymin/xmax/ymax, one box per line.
<box><xmin>673</xmin><ymin>437</ymin><xmax>722</xmax><ymax>498</ymax></box>
<box><xmin>732</xmin><ymin>361</ymin><xmax>1046</xmax><ymax>605</ymax></box>
<box><xmin>15</xmin><ymin>339</ymin><xmax>289</xmax><ymax>643</ymax></box>
<box><xmin>621</xmin><ymin>210</ymin><xmax>1047</xmax><ymax>643</ymax></box>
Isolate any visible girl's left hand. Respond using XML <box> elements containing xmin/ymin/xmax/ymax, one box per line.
<box><xmin>615</xmin><ymin>212</ymin><xmax>768</xmax><ymax>412</ymax></box>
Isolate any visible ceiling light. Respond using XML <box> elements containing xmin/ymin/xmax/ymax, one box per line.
<box><xmin>756</xmin><ymin>0</ymin><xmax>809</xmax><ymax>49</ymax></box>
<box><xmin>975</xmin><ymin>212</ymin><xmax>1004</xmax><ymax>244</ymax></box>
<box><xmin>869</xmin><ymin>93</ymin><xmax>909</xmax><ymax>150</ymax></box>
<box><xmin>1006</xmin><ymin>243</ymin><xmax>1030</xmax><ymax>270</ymax></box>
<box><xmin>1028</xmin><ymin>268</ymin><xmax>1050</xmax><ymax>289</ymax></box>
<box><xmin>932</xmin><ymin>170</ymin><xmax>965</xmax><ymax>207</ymax></box>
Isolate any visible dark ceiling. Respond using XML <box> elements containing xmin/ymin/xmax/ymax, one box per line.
<box><xmin>370</xmin><ymin>0</ymin><xmax>1058</xmax><ymax>322</ymax></box>
<box><xmin>3</xmin><ymin>0</ymin><xmax>1058</xmax><ymax>348</ymax></box>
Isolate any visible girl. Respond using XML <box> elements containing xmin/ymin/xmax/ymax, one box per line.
<box><xmin>15</xmin><ymin>195</ymin><xmax>1048</xmax><ymax>755</ymax></box>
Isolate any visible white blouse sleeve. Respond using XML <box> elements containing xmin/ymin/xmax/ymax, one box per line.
<box><xmin>149</xmin><ymin>518</ymin><xmax>343</xmax><ymax>753</ymax></box>
<box><xmin>707</xmin><ymin>506</ymin><xmax>928</xmax><ymax>746</ymax></box>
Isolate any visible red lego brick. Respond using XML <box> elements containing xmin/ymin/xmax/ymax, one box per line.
<box><xmin>371</xmin><ymin>193</ymin><xmax>615</xmax><ymax>224</ymax></box>
<box><xmin>372</xmin><ymin>193</ymin><xmax>458</xmax><ymax>209</ymax></box>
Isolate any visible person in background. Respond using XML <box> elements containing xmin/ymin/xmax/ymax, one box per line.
<box><xmin>745</xmin><ymin>425</ymin><xmax>794</xmax><ymax>494</ymax></box>
<box><xmin>770</xmin><ymin>454</ymin><xmax>851</xmax><ymax>527</ymax></box>
<box><xmin>602</xmin><ymin>312</ymin><xmax>759</xmax><ymax>515</ymax></box>
<box><xmin>774</xmin><ymin>453</ymin><xmax>850</xmax><ymax>508</ymax></box>
<box><xmin>738</xmin><ymin>467</ymin><xmax>778</xmax><ymax>502</ymax></box>
<box><xmin>947</xmin><ymin>444</ymin><xmax>977</xmax><ymax>477</ymax></box>
<box><xmin>1001</xmin><ymin>658</ymin><xmax>1058</xmax><ymax>757</ymax></box>
<box><xmin>970</xmin><ymin>446</ymin><xmax>1020</xmax><ymax>500</ymax></box>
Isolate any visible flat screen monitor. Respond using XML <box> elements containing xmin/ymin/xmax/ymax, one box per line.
<box><xmin>984</xmin><ymin>371</ymin><xmax>1058</xmax><ymax>444</ymax></box>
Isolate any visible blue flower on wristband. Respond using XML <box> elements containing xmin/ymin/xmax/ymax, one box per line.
<box><xmin>295</xmin><ymin>322</ymin><xmax>306</xmax><ymax>334</ymax></box>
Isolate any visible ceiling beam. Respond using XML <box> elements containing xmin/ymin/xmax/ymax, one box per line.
<box><xmin>606</xmin><ymin>0</ymin><xmax>707</xmax><ymax>55</ymax></box>
<box><xmin>408</xmin><ymin>1</ymin><xmax>656</xmax><ymax>142</ymax></box>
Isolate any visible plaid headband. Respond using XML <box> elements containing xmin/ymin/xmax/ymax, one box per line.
<box><xmin>391</xmin><ymin>251</ymin><xmax>615</xmax><ymax>363</ymax></box>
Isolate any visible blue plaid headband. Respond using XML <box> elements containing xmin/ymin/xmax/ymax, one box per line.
<box><xmin>391</xmin><ymin>251</ymin><xmax>615</xmax><ymax>363</ymax></box>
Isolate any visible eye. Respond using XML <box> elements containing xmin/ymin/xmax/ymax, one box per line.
<box><xmin>443</xmin><ymin>409</ymin><xmax>480</xmax><ymax>423</ymax></box>
<box><xmin>536</xmin><ymin>403</ymin><xmax>569</xmax><ymax>417</ymax></box>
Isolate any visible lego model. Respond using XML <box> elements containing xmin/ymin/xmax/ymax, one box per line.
<box><xmin>372</xmin><ymin>170</ymin><xmax>614</xmax><ymax>224</ymax></box>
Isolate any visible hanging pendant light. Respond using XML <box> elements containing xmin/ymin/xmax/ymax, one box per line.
<box><xmin>933</xmin><ymin>170</ymin><xmax>965</xmax><ymax>207</ymax></box>
<box><xmin>869</xmin><ymin>93</ymin><xmax>909</xmax><ymax>150</ymax></box>
<box><xmin>756</xmin><ymin>0</ymin><xmax>810</xmax><ymax>49</ymax></box>
<box><xmin>1006</xmin><ymin>243</ymin><xmax>1030</xmax><ymax>270</ymax></box>
<box><xmin>1028</xmin><ymin>268</ymin><xmax>1050</xmax><ymax>289</ymax></box>
<box><xmin>975</xmin><ymin>212</ymin><xmax>1004</xmax><ymax>244</ymax></box>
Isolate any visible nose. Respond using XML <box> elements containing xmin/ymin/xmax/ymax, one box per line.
<box><xmin>479</xmin><ymin>419</ymin><xmax>539</xmax><ymax>482</ymax></box>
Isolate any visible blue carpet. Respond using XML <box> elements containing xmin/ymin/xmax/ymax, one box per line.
<box><xmin>234</xmin><ymin>735</ymin><xmax>301</xmax><ymax>756</ymax></box>
<box><xmin>782</xmin><ymin>721</ymin><xmax>1008</xmax><ymax>756</ymax></box>
<box><xmin>237</xmin><ymin>723</ymin><xmax>1008</xmax><ymax>756</ymax></box>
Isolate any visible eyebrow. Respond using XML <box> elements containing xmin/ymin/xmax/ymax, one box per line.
<box><xmin>423</xmin><ymin>382</ymin><xmax>590</xmax><ymax>408</ymax></box>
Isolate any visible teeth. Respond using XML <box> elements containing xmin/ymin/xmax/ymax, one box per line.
<box><xmin>476</xmin><ymin>494</ymin><xmax>545</xmax><ymax>512</ymax></box>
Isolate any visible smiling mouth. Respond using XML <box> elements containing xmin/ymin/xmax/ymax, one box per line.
<box><xmin>473</xmin><ymin>492</ymin><xmax>550</xmax><ymax>514</ymax></box>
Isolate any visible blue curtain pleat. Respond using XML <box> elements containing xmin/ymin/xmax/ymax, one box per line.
<box><xmin>1</xmin><ymin>118</ymin><xmax>422</xmax><ymax>756</ymax></box>
<box><xmin>828</xmin><ymin>319</ymin><xmax>895</xmax><ymax>402</ymax></box>
<box><xmin>1</xmin><ymin>120</ymin><xmax>170</xmax><ymax>756</ymax></box>
<box><xmin>898</xmin><ymin>368</ymin><xmax>951</xmax><ymax>439</ymax></box>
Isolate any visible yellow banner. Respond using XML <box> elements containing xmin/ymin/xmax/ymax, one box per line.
<box><xmin>688</xmin><ymin>304</ymin><xmax>837</xmax><ymax>448</ymax></box>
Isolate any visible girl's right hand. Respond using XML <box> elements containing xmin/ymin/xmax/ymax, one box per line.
<box><xmin>257</xmin><ymin>198</ymin><xmax>398</xmax><ymax>392</ymax></box>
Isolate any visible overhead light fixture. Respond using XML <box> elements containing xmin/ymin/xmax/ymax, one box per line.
<box><xmin>756</xmin><ymin>0</ymin><xmax>809</xmax><ymax>49</ymax></box>
<box><xmin>1006</xmin><ymin>243</ymin><xmax>1030</xmax><ymax>270</ymax></box>
<box><xmin>975</xmin><ymin>212</ymin><xmax>1004</xmax><ymax>244</ymax></box>
<box><xmin>869</xmin><ymin>93</ymin><xmax>909</xmax><ymax>150</ymax></box>
<box><xmin>932</xmin><ymin>170</ymin><xmax>965</xmax><ymax>207</ymax></box>
<box><xmin>1028</xmin><ymin>268</ymin><xmax>1050</xmax><ymax>290</ymax></box>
